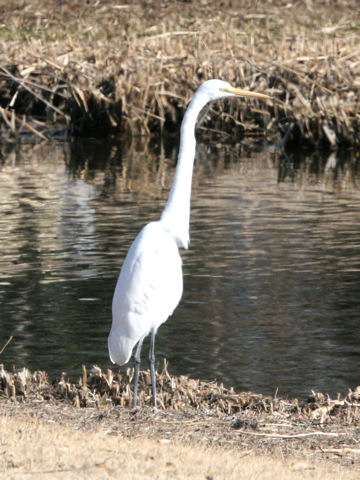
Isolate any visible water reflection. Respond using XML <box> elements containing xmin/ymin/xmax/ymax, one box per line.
<box><xmin>0</xmin><ymin>140</ymin><xmax>360</xmax><ymax>398</ymax></box>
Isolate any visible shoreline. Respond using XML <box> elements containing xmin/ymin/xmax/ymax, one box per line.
<box><xmin>1</xmin><ymin>363</ymin><xmax>360</xmax><ymax>475</ymax></box>
<box><xmin>0</xmin><ymin>1</ymin><xmax>359</xmax><ymax>148</ymax></box>
<box><xmin>1</xmin><ymin>414</ymin><xmax>355</xmax><ymax>480</ymax></box>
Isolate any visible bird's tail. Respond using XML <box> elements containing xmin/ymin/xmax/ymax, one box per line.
<box><xmin>107</xmin><ymin>327</ymin><xmax>135</xmax><ymax>366</ymax></box>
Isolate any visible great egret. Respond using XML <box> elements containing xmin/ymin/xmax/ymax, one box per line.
<box><xmin>108</xmin><ymin>79</ymin><xmax>269</xmax><ymax>407</ymax></box>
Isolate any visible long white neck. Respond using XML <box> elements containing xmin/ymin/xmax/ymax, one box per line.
<box><xmin>160</xmin><ymin>90</ymin><xmax>210</xmax><ymax>249</ymax></box>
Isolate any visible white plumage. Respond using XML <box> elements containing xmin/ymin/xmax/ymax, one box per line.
<box><xmin>108</xmin><ymin>79</ymin><xmax>269</xmax><ymax>407</ymax></box>
<box><xmin>108</xmin><ymin>221</ymin><xmax>182</xmax><ymax>366</ymax></box>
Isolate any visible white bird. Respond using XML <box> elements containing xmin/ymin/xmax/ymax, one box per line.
<box><xmin>108</xmin><ymin>79</ymin><xmax>269</xmax><ymax>407</ymax></box>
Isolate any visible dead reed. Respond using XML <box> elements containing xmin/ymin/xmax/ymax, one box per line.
<box><xmin>1</xmin><ymin>361</ymin><xmax>360</xmax><ymax>426</ymax></box>
<box><xmin>2</xmin><ymin>360</ymin><xmax>360</xmax><ymax>470</ymax></box>
<box><xmin>0</xmin><ymin>0</ymin><xmax>359</xmax><ymax>147</ymax></box>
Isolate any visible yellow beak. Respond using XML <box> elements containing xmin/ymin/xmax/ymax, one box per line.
<box><xmin>222</xmin><ymin>87</ymin><xmax>270</xmax><ymax>100</ymax></box>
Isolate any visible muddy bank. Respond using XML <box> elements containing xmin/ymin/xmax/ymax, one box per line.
<box><xmin>0</xmin><ymin>0</ymin><xmax>359</xmax><ymax>148</ymax></box>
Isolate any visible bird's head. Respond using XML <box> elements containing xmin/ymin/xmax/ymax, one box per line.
<box><xmin>197</xmin><ymin>79</ymin><xmax>270</xmax><ymax>102</ymax></box>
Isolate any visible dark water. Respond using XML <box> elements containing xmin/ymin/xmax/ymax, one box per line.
<box><xmin>1</xmin><ymin>140</ymin><xmax>360</xmax><ymax>398</ymax></box>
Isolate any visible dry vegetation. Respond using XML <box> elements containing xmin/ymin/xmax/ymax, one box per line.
<box><xmin>1</xmin><ymin>362</ymin><xmax>360</xmax><ymax>478</ymax></box>
<box><xmin>0</xmin><ymin>0</ymin><xmax>359</xmax><ymax>148</ymax></box>
<box><xmin>1</xmin><ymin>416</ymin><xmax>356</xmax><ymax>480</ymax></box>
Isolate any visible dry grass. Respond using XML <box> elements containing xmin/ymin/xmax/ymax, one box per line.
<box><xmin>0</xmin><ymin>0</ymin><xmax>359</xmax><ymax>147</ymax></box>
<box><xmin>1</xmin><ymin>362</ymin><xmax>360</xmax><ymax>475</ymax></box>
<box><xmin>0</xmin><ymin>414</ymin><xmax>357</xmax><ymax>480</ymax></box>
<box><xmin>2</xmin><ymin>361</ymin><xmax>360</xmax><ymax>419</ymax></box>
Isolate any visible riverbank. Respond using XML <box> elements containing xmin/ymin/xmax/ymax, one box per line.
<box><xmin>2</xmin><ymin>415</ymin><xmax>355</xmax><ymax>480</ymax></box>
<box><xmin>1</xmin><ymin>363</ymin><xmax>360</xmax><ymax>478</ymax></box>
<box><xmin>0</xmin><ymin>0</ymin><xmax>359</xmax><ymax>148</ymax></box>
<box><xmin>1</xmin><ymin>415</ymin><xmax>355</xmax><ymax>480</ymax></box>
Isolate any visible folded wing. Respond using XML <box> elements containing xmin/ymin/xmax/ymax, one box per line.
<box><xmin>108</xmin><ymin>221</ymin><xmax>183</xmax><ymax>365</ymax></box>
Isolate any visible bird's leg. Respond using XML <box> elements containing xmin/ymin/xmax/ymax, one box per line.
<box><xmin>133</xmin><ymin>338</ymin><xmax>144</xmax><ymax>408</ymax></box>
<box><xmin>149</xmin><ymin>329</ymin><xmax>157</xmax><ymax>408</ymax></box>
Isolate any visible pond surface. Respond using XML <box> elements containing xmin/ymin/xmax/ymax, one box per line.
<box><xmin>0</xmin><ymin>139</ymin><xmax>360</xmax><ymax>398</ymax></box>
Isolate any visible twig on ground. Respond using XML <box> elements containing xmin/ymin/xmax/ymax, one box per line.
<box><xmin>237</xmin><ymin>431</ymin><xmax>344</xmax><ymax>439</ymax></box>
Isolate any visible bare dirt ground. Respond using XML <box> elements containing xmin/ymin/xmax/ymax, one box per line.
<box><xmin>1</xmin><ymin>364</ymin><xmax>360</xmax><ymax>478</ymax></box>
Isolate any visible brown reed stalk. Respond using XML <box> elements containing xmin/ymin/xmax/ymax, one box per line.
<box><xmin>0</xmin><ymin>0</ymin><xmax>358</xmax><ymax>147</ymax></box>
